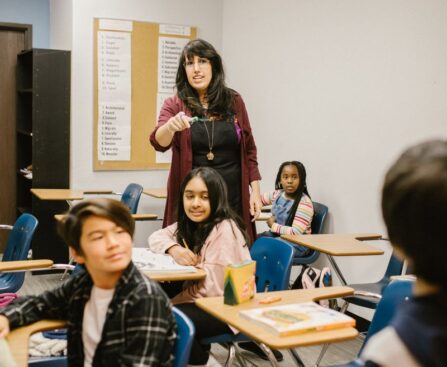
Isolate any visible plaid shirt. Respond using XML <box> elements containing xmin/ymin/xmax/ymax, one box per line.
<box><xmin>1</xmin><ymin>262</ymin><xmax>176</xmax><ymax>366</ymax></box>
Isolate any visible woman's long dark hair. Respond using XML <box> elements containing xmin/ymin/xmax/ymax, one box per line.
<box><xmin>275</xmin><ymin>161</ymin><xmax>311</xmax><ymax>227</ymax></box>
<box><xmin>176</xmin><ymin>39</ymin><xmax>235</xmax><ymax>117</ymax></box>
<box><xmin>176</xmin><ymin>167</ymin><xmax>248</xmax><ymax>253</ymax></box>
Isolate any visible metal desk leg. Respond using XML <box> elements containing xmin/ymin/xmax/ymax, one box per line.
<box><xmin>326</xmin><ymin>255</ymin><xmax>347</xmax><ymax>286</ymax></box>
<box><xmin>258</xmin><ymin>343</ymin><xmax>279</xmax><ymax>367</ymax></box>
<box><xmin>289</xmin><ymin>348</ymin><xmax>306</xmax><ymax>367</ymax></box>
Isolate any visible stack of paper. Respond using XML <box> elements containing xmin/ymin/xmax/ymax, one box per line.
<box><xmin>132</xmin><ymin>248</ymin><xmax>197</xmax><ymax>273</ymax></box>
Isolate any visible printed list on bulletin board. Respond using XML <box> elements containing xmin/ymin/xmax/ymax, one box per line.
<box><xmin>93</xmin><ymin>18</ymin><xmax>197</xmax><ymax>170</ymax></box>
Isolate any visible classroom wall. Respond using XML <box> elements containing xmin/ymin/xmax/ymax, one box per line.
<box><xmin>0</xmin><ymin>0</ymin><xmax>50</xmax><ymax>47</ymax></box>
<box><xmin>50</xmin><ymin>0</ymin><xmax>223</xmax><ymax>245</ymax></box>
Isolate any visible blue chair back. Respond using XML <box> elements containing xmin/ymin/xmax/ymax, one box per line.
<box><xmin>291</xmin><ymin>201</ymin><xmax>328</xmax><ymax>266</ymax></box>
<box><xmin>327</xmin><ymin>280</ymin><xmax>413</xmax><ymax>367</ymax></box>
<box><xmin>362</xmin><ymin>280</ymin><xmax>413</xmax><ymax>347</ymax></box>
<box><xmin>311</xmin><ymin>201</ymin><xmax>328</xmax><ymax>234</ymax></box>
<box><xmin>383</xmin><ymin>254</ymin><xmax>405</xmax><ymax>281</ymax></box>
<box><xmin>250</xmin><ymin>237</ymin><xmax>295</xmax><ymax>292</ymax></box>
<box><xmin>173</xmin><ymin>307</ymin><xmax>195</xmax><ymax>367</ymax></box>
<box><xmin>120</xmin><ymin>183</ymin><xmax>143</xmax><ymax>214</ymax></box>
<box><xmin>0</xmin><ymin>213</ymin><xmax>38</xmax><ymax>293</ymax></box>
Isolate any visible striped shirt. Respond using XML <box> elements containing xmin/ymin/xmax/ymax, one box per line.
<box><xmin>261</xmin><ymin>190</ymin><xmax>314</xmax><ymax>235</ymax></box>
<box><xmin>1</xmin><ymin>262</ymin><xmax>176</xmax><ymax>367</ymax></box>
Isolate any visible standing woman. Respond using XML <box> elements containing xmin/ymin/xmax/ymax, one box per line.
<box><xmin>150</xmin><ymin>39</ymin><xmax>262</xmax><ymax>244</ymax></box>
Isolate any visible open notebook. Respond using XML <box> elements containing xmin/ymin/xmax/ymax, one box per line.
<box><xmin>240</xmin><ymin>301</ymin><xmax>355</xmax><ymax>337</ymax></box>
<box><xmin>132</xmin><ymin>248</ymin><xmax>197</xmax><ymax>273</ymax></box>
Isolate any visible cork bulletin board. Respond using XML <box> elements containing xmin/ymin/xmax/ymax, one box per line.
<box><xmin>93</xmin><ymin>18</ymin><xmax>197</xmax><ymax>170</ymax></box>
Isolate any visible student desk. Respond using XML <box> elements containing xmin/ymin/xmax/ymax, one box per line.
<box><xmin>145</xmin><ymin>268</ymin><xmax>206</xmax><ymax>282</ymax></box>
<box><xmin>6</xmin><ymin>320</ymin><xmax>67</xmax><ymax>367</ymax></box>
<box><xmin>0</xmin><ymin>259</ymin><xmax>53</xmax><ymax>272</ymax></box>
<box><xmin>281</xmin><ymin>234</ymin><xmax>384</xmax><ymax>286</ymax></box>
<box><xmin>54</xmin><ymin>213</ymin><xmax>158</xmax><ymax>222</ymax></box>
<box><xmin>195</xmin><ymin>287</ymin><xmax>357</xmax><ymax>366</ymax></box>
<box><xmin>31</xmin><ymin>188</ymin><xmax>113</xmax><ymax>201</ymax></box>
<box><xmin>143</xmin><ymin>188</ymin><xmax>167</xmax><ymax>199</ymax></box>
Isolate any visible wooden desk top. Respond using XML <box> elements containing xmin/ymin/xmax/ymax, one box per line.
<box><xmin>6</xmin><ymin>320</ymin><xmax>67</xmax><ymax>367</ymax></box>
<box><xmin>143</xmin><ymin>188</ymin><xmax>167</xmax><ymax>199</ymax></box>
<box><xmin>281</xmin><ymin>233</ymin><xmax>384</xmax><ymax>256</ymax></box>
<box><xmin>0</xmin><ymin>259</ymin><xmax>53</xmax><ymax>272</ymax></box>
<box><xmin>31</xmin><ymin>188</ymin><xmax>113</xmax><ymax>200</ymax></box>
<box><xmin>256</xmin><ymin>213</ymin><xmax>271</xmax><ymax>221</ymax></box>
<box><xmin>55</xmin><ymin>213</ymin><xmax>158</xmax><ymax>221</ymax></box>
<box><xmin>31</xmin><ymin>188</ymin><xmax>84</xmax><ymax>200</ymax></box>
<box><xmin>145</xmin><ymin>268</ymin><xmax>206</xmax><ymax>282</ymax></box>
<box><xmin>196</xmin><ymin>287</ymin><xmax>357</xmax><ymax>349</ymax></box>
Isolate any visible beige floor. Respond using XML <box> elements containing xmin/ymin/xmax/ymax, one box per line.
<box><xmin>19</xmin><ymin>272</ymin><xmax>363</xmax><ymax>366</ymax></box>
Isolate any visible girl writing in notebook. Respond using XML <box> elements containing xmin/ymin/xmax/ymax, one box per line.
<box><xmin>148</xmin><ymin>167</ymin><xmax>251</xmax><ymax>366</ymax></box>
<box><xmin>260</xmin><ymin>161</ymin><xmax>314</xmax><ymax>253</ymax></box>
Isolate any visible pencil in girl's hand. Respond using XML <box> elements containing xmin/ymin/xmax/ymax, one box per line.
<box><xmin>182</xmin><ymin>238</ymin><xmax>190</xmax><ymax>250</ymax></box>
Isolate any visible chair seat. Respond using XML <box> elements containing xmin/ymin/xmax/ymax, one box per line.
<box><xmin>343</xmin><ymin>279</ymin><xmax>390</xmax><ymax>309</ymax></box>
<box><xmin>201</xmin><ymin>332</ymin><xmax>249</xmax><ymax>345</ymax></box>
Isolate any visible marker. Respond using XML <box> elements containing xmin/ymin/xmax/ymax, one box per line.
<box><xmin>190</xmin><ymin>116</ymin><xmax>211</xmax><ymax>125</ymax></box>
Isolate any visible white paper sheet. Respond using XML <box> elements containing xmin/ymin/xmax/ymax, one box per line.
<box><xmin>157</xmin><ymin>37</ymin><xmax>189</xmax><ymax>94</ymax></box>
<box><xmin>132</xmin><ymin>248</ymin><xmax>197</xmax><ymax>273</ymax></box>
<box><xmin>98</xmin><ymin>31</ymin><xmax>132</xmax><ymax>161</ymax></box>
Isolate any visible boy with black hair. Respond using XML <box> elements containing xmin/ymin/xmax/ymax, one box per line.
<box><xmin>0</xmin><ymin>198</ymin><xmax>176</xmax><ymax>366</ymax></box>
<box><xmin>361</xmin><ymin>139</ymin><xmax>447</xmax><ymax>367</ymax></box>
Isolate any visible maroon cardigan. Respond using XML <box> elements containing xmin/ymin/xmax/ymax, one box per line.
<box><xmin>149</xmin><ymin>94</ymin><xmax>261</xmax><ymax>244</ymax></box>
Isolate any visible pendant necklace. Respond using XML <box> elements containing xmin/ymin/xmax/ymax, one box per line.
<box><xmin>203</xmin><ymin>120</ymin><xmax>215</xmax><ymax>160</ymax></box>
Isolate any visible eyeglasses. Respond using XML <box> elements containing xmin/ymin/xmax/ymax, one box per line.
<box><xmin>184</xmin><ymin>58</ymin><xmax>210</xmax><ymax>71</ymax></box>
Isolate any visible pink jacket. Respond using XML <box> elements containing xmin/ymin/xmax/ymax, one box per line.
<box><xmin>148</xmin><ymin>219</ymin><xmax>251</xmax><ymax>304</ymax></box>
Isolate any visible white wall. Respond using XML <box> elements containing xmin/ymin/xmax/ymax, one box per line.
<box><xmin>50</xmin><ymin>0</ymin><xmax>223</xmax><ymax>245</ymax></box>
<box><xmin>222</xmin><ymin>0</ymin><xmax>447</xmax><ymax>317</ymax></box>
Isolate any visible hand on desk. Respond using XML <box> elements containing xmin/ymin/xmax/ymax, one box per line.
<box><xmin>167</xmin><ymin>245</ymin><xmax>198</xmax><ymax>266</ymax></box>
<box><xmin>266</xmin><ymin>215</ymin><xmax>276</xmax><ymax>228</ymax></box>
<box><xmin>0</xmin><ymin>315</ymin><xmax>10</xmax><ymax>337</ymax></box>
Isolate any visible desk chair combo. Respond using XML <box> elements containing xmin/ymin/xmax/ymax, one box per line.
<box><xmin>0</xmin><ymin>214</ymin><xmax>39</xmax><ymax>294</ymax></box>
<box><xmin>4</xmin><ymin>306</ymin><xmax>195</xmax><ymax>367</ymax></box>
<box><xmin>314</xmin><ymin>251</ymin><xmax>404</xmax><ymax>366</ymax></box>
<box><xmin>326</xmin><ymin>280</ymin><xmax>413</xmax><ymax>367</ymax></box>
<box><xmin>200</xmin><ymin>236</ymin><xmax>297</xmax><ymax>367</ymax></box>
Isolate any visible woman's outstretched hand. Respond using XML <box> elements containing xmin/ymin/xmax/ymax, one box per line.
<box><xmin>167</xmin><ymin>245</ymin><xmax>198</xmax><ymax>266</ymax></box>
<box><xmin>166</xmin><ymin>112</ymin><xmax>191</xmax><ymax>134</ymax></box>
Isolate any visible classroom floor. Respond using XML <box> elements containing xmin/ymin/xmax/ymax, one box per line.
<box><xmin>19</xmin><ymin>272</ymin><xmax>363</xmax><ymax>366</ymax></box>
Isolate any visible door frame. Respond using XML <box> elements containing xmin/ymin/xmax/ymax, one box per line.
<box><xmin>0</xmin><ymin>22</ymin><xmax>32</xmax><ymax>48</ymax></box>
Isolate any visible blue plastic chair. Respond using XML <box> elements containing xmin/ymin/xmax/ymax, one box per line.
<box><xmin>327</xmin><ymin>280</ymin><xmax>413</xmax><ymax>367</ymax></box>
<box><xmin>314</xmin><ymin>252</ymin><xmax>405</xmax><ymax>366</ymax></box>
<box><xmin>201</xmin><ymin>237</ymin><xmax>295</xmax><ymax>366</ymax></box>
<box><xmin>343</xmin><ymin>253</ymin><xmax>404</xmax><ymax>309</ymax></box>
<box><xmin>120</xmin><ymin>183</ymin><xmax>143</xmax><ymax>214</ymax></box>
<box><xmin>291</xmin><ymin>201</ymin><xmax>328</xmax><ymax>266</ymax></box>
<box><xmin>0</xmin><ymin>213</ymin><xmax>38</xmax><ymax>293</ymax></box>
<box><xmin>173</xmin><ymin>307</ymin><xmax>195</xmax><ymax>367</ymax></box>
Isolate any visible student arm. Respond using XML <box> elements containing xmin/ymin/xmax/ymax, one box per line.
<box><xmin>148</xmin><ymin>223</ymin><xmax>197</xmax><ymax>265</ymax></box>
<box><xmin>270</xmin><ymin>196</ymin><xmax>314</xmax><ymax>235</ymax></box>
<box><xmin>172</xmin><ymin>221</ymin><xmax>250</xmax><ymax>302</ymax></box>
<box><xmin>0</xmin><ymin>281</ymin><xmax>73</xmax><ymax>330</ymax></box>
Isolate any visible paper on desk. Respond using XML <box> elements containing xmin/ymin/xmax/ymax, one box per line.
<box><xmin>132</xmin><ymin>248</ymin><xmax>197</xmax><ymax>273</ymax></box>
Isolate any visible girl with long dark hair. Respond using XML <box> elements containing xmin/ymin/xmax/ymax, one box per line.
<box><xmin>149</xmin><ymin>167</ymin><xmax>251</xmax><ymax>366</ymax></box>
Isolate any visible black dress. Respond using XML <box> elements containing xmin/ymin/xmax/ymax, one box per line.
<box><xmin>191</xmin><ymin>117</ymin><xmax>242</xmax><ymax>216</ymax></box>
